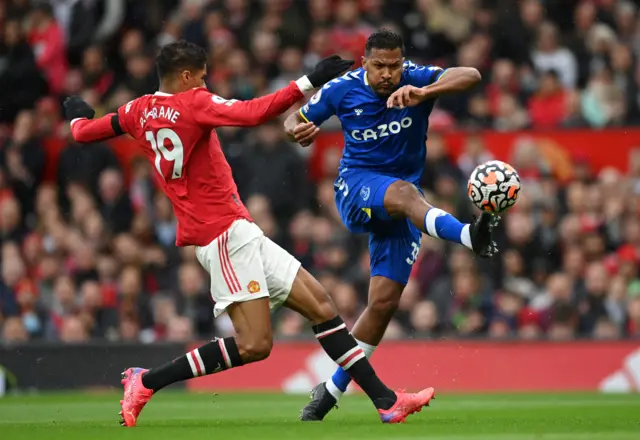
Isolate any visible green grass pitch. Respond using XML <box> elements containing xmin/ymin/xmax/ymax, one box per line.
<box><xmin>1</xmin><ymin>392</ymin><xmax>639</xmax><ymax>439</ymax></box>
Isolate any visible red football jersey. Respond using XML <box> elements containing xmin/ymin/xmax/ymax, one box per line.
<box><xmin>71</xmin><ymin>82</ymin><xmax>305</xmax><ymax>246</ymax></box>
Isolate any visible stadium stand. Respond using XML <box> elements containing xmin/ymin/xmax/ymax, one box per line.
<box><xmin>2</xmin><ymin>0</ymin><xmax>640</xmax><ymax>344</ymax></box>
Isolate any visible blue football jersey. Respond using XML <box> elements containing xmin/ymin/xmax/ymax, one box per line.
<box><xmin>300</xmin><ymin>61</ymin><xmax>447</xmax><ymax>184</ymax></box>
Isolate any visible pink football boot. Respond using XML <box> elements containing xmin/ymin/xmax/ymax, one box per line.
<box><xmin>378</xmin><ymin>387</ymin><xmax>436</xmax><ymax>424</ymax></box>
<box><xmin>119</xmin><ymin>367</ymin><xmax>154</xmax><ymax>427</ymax></box>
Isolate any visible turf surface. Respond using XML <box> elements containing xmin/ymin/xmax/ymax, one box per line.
<box><xmin>1</xmin><ymin>392</ymin><xmax>639</xmax><ymax>439</ymax></box>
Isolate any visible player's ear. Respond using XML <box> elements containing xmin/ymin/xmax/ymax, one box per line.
<box><xmin>361</xmin><ymin>56</ymin><xmax>367</xmax><ymax>70</ymax></box>
<box><xmin>180</xmin><ymin>70</ymin><xmax>191</xmax><ymax>85</ymax></box>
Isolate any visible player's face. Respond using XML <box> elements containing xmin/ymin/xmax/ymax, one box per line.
<box><xmin>178</xmin><ymin>67</ymin><xmax>207</xmax><ymax>92</ymax></box>
<box><xmin>362</xmin><ymin>48</ymin><xmax>404</xmax><ymax>97</ymax></box>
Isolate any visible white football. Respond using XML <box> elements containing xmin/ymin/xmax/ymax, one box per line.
<box><xmin>467</xmin><ymin>160</ymin><xmax>521</xmax><ymax>213</ymax></box>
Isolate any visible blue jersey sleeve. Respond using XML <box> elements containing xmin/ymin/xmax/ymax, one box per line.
<box><xmin>403</xmin><ymin>61</ymin><xmax>448</xmax><ymax>88</ymax></box>
<box><xmin>299</xmin><ymin>85</ymin><xmax>339</xmax><ymax>126</ymax></box>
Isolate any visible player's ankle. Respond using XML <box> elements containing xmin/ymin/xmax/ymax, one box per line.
<box><xmin>373</xmin><ymin>395</ymin><xmax>397</xmax><ymax>411</ymax></box>
<box><xmin>140</xmin><ymin>371</ymin><xmax>153</xmax><ymax>391</ymax></box>
<box><xmin>325</xmin><ymin>379</ymin><xmax>344</xmax><ymax>401</ymax></box>
<box><xmin>353</xmin><ymin>338</ymin><xmax>378</xmax><ymax>358</ymax></box>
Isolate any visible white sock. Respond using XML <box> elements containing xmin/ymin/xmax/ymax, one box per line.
<box><xmin>326</xmin><ymin>377</ymin><xmax>343</xmax><ymax>401</ymax></box>
<box><xmin>461</xmin><ymin>224</ymin><xmax>472</xmax><ymax>249</ymax></box>
<box><xmin>326</xmin><ymin>338</ymin><xmax>378</xmax><ymax>401</ymax></box>
<box><xmin>355</xmin><ymin>338</ymin><xmax>377</xmax><ymax>359</ymax></box>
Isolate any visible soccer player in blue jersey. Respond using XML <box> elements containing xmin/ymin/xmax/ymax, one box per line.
<box><xmin>284</xmin><ymin>29</ymin><xmax>500</xmax><ymax>421</ymax></box>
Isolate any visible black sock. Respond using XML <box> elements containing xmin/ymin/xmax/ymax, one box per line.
<box><xmin>312</xmin><ymin>316</ymin><xmax>396</xmax><ymax>410</ymax></box>
<box><xmin>141</xmin><ymin>337</ymin><xmax>243</xmax><ymax>392</ymax></box>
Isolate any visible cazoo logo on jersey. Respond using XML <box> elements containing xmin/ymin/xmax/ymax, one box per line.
<box><xmin>351</xmin><ymin>117</ymin><xmax>413</xmax><ymax>141</ymax></box>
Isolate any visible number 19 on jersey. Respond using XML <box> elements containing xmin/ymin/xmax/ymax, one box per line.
<box><xmin>145</xmin><ymin>128</ymin><xmax>184</xmax><ymax>180</ymax></box>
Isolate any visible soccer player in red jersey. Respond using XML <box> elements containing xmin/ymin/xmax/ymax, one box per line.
<box><xmin>64</xmin><ymin>41</ymin><xmax>435</xmax><ymax>426</ymax></box>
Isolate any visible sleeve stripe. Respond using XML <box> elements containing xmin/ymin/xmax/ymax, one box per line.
<box><xmin>435</xmin><ymin>68</ymin><xmax>449</xmax><ymax>82</ymax></box>
<box><xmin>70</xmin><ymin>117</ymin><xmax>86</xmax><ymax>127</ymax></box>
<box><xmin>299</xmin><ymin>108</ymin><xmax>310</xmax><ymax>123</ymax></box>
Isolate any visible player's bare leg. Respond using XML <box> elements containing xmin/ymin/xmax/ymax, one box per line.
<box><xmin>350</xmin><ymin>277</ymin><xmax>405</xmax><ymax>345</ymax></box>
<box><xmin>286</xmin><ymin>268</ymin><xmax>435</xmax><ymax>423</ymax></box>
<box><xmin>119</xmin><ymin>297</ymin><xmax>278</xmax><ymax>427</ymax></box>
<box><xmin>384</xmin><ymin>180</ymin><xmax>499</xmax><ymax>257</ymax></box>
<box><xmin>226</xmin><ymin>297</ymin><xmax>274</xmax><ymax>362</ymax></box>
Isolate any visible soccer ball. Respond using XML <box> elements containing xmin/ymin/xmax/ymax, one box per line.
<box><xmin>467</xmin><ymin>160</ymin><xmax>521</xmax><ymax>213</ymax></box>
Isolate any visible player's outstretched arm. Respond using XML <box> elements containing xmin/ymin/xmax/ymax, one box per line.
<box><xmin>387</xmin><ymin>67</ymin><xmax>481</xmax><ymax>108</ymax></box>
<box><xmin>69</xmin><ymin>114</ymin><xmax>123</xmax><ymax>143</ymax></box>
<box><xmin>64</xmin><ymin>96</ymin><xmax>125</xmax><ymax>143</ymax></box>
<box><xmin>200</xmin><ymin>81</ymin><xmax>310</xmax><ymax>128</ymax></box>
<box><xmin>200</xmin><ymin>55</ymin><xmax>353</xmax><ymax>128</ymax></box>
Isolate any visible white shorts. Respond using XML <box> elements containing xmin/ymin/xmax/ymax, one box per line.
<box><xmin>195</xmin><ymin>219</ymin><xmax>301</xmax><ymax>317</ymax></box>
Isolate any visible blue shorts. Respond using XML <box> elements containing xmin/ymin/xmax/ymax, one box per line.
<box><xmin>334</xmin><ymin>170</ymin><xmax>421</xmax><ymax>285</ymax></box>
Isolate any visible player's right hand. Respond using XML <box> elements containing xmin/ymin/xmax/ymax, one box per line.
<box><xmin>386</xmin><ymin>85</ymin><xmax>429</xmax><ymax>109</ymax></box>
<box><xmin>287</xmin><ymin>122</ymin><xmax>319</xmax><ymax>147</ymax></box>
<box><xmin>307</xmin><ymin>55</ymin><xmax>354</xmax><ymax>88</ymax></box>
<box><xmin>293</xmin><ymin>122</ymin><xmax>320</xmax><ymax>147</ymax></box>
<box><xmin>63</xmin><ymin>96</ymin><xmax>96</xmax><ymax>120</ymax></box>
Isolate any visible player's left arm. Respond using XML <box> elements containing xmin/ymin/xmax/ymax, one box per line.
<box><xmin>195</xmin><ymin>81</ymin><xmax>309</xmax><ymax>128</ymax></box>
<box><xmin>64</xmin><ymin>96</ymin><xmax>126</xmax><ymax>143</ymax></box>
<box><xmin>197</xmin><ymin>55</ymin><xmax>353</xmax><ymax>128</ymax></box>
<box><xmin>419</xmin><ymin>67</ymin><xmax>481</xmax><ymax>97</ymax></box>
<box><xmin>387</xmin><ymin>64</ymin><xmax>481</xmax><ymax>108</ymax></box>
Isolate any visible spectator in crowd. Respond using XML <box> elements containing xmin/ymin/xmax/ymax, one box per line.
<box><xmin>57</xmin><ymin>133</ymin><xmax>120</xmax><ymax>210</ymax></box>
<box><xmin>1</xmin><ymin>110</ymin><xmax>45</xmax><ymax>222</ymax></box>
<box><xmin>98</xmin><ymin>168</ymin><xmax>134</xmax><ymax>234</ymax></box>
<box><xmin>121</xmin><ymin>51</ymin><xmax>158</xmax><ymax>97</ymax></box>
<box><xmin>81</xmin><ymin>45</ymin><xmax>115</xmax><ymax>98</ymax></box>
<box><xmin>528</xmin><ymin>70</ymin><xmax>569</xmax><ymax>129</ymax></box>
<box><xmin>0</xmin><ymin>18</ymin><xmax>48</xmax><ymax>123</ymax></box>
<box><xmin>531</xmin><ymin>21</ymin><xmax>578</xmax><ymax>89</ymax></box>
<box><xmin>331</xmin><ymin>0</ymin><xmax>372</xmax><ymax>65</ymax></box>
<box><xmin>1</xmin><ymin>243</ymin><xmax>21</xmax><ymax>321</ymax></box>
<box><xmin>26</xmin><ymin>2</ymin><xmax>68</xmax><ymax>95</ymax></box>
<box><xmin>176</xmin><ymin>262</ymin><xmax>214</xmax><ymax>337</ymax></box>
<box><xmin>243</xmin><ymin>122</ymin><xmax>310</xmax><ymax>231</ymax></box>
<box><xmin>2</xmin><ymin>317</ymin><xmax>28</xmax><ymax>344</ymax></box>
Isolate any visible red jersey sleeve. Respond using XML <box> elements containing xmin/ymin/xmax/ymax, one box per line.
<box><xmin>193</xmin><ymin>82</ymin><xmax>304</xmax><ymax>128</ymax></box>
<box><xmin>70</xmin><ymin>114</ymin><xmax>118</xmax><ymax>143</ymax></box>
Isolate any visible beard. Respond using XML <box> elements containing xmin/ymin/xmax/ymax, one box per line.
<box><xmin>371</xmin><ymin>82</ymin><xmax>396</xmax><ymax>97</ymax></box>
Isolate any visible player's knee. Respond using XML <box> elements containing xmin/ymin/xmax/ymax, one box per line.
<box><xmin>239</xmin><ymin>334</ymin><xmax>273</xmax><ymax>362</ymax></box>
<box><xmin>308</xmin><ymin>285</ymin><xmax>338</xmax><ymax>324</ymax></box>
<box><xmin>316</xmin><ymin>292</ymin><xmax>338</xmax><ymax>322</ymax></box>
<box><xmin>384</xmin><ymin>180</ymin><xmax>422</xmax><ymax>216</ymax></box>
<box><xmin>287</xmin><ymin>268</ymin><xmax>339</xmax><ymax>324</ymax></box>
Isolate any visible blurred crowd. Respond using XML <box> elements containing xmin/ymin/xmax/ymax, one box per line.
<box><xmin>2</xmin><ymin>0</ymin><xmax>640</xmax><ymax>344</ymax></box>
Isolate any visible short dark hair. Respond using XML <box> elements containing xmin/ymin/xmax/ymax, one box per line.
<box><xmin>365</xmin><ymin>29</ymin><xmax>405</xmax><ymax>56</ymax></box>
<box><xmin>156</xmin><ymin>40</ymin><xmax>208</xmax><ymax>79</ymax></box>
